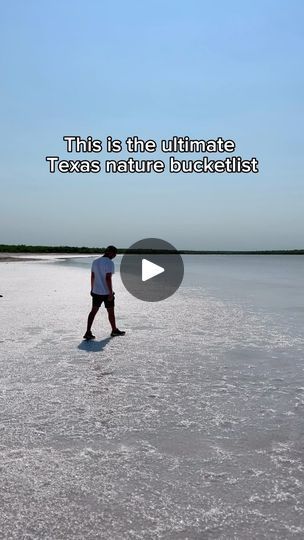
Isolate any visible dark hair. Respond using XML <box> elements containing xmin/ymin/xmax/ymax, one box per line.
<box><xmin>105</xmin><ymin>245</ymin><xmax>117</xmax><ymax>254</ymax></box>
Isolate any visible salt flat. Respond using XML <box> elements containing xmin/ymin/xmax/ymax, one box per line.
<box><xmin>1</xmin><ymin>257</ymin><xmax>304</xmax><ymax>539</ymax></box>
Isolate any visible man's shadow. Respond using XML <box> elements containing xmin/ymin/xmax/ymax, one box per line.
<box><xmin>78</xmin><ymin>337</ymin><xmax>112</xmax><ymax>353</ymax></box>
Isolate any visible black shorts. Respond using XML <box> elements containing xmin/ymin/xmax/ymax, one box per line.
<box><xmin>91</xmin><ymin>292</ymin><xmax>115</xmax><ymax>308</ymax></box>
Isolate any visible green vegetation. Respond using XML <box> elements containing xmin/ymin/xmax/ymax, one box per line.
<box><xmin>0</xmin><ymin>244</ymin><xmax>303</xmax><ymax>255</ymax></box>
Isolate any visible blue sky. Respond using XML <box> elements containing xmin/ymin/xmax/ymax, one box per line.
<box><xmin>0</xmin><ymin>0</ymin><xmax>303</xmax><ymax>249</ymax></box>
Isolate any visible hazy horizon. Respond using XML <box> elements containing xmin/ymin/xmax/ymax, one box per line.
<box><xmin>1</xmin><ymin>242</ymin><xmax>304</xmax><ymax>252</ymax></box>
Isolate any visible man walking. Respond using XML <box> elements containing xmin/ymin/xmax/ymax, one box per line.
<box><xmin>83</xmin><ymin>245</ymin><xmax>125</xmax><ymax>340</ymax></box>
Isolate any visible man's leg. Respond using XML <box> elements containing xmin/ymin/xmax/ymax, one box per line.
<box><xmin>106</xmin><ymin>306</ymin><xmax>116</xmax><ymax>332</ymax></box>
<box><xmin>107</xmin><ymin>307</ymin><xmax>125</xmax><ymax>336</ymax></box>
<box><xmin>86</xmin><ymin>305</ymin><xmax>99</xmax><ymax>333</ymax></box>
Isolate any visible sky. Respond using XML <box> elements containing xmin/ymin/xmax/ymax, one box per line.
<box><xmin>0</xmin><ymin>0</ymin><xmax>303</xmax><ymax>250</ymax></box>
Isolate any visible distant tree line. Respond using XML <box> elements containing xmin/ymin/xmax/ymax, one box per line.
<box><xmin>0</xmin><ymin>244</ymin><xmax>105</xmax><ymax>254</ymax></box>
<box><xmin>0</xmin><ymin>244</ymin><xmax>303</xmax><ymax>255</ymax></box>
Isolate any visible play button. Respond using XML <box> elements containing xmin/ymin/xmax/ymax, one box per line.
<box><xmin>142</xmin><ymin>259</ymin><xmax>164</xmax><ymax>282</ymax></box>
<box><xmin>120</xmin><ymin>238</ymin><xmax>184</xmax><ymax>302</ymax></box>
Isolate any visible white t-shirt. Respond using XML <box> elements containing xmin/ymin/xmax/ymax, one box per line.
<box><xmin>91</xmin><ymin>256</ymin><xmax>115</xmax><ymax>295</ymax></box>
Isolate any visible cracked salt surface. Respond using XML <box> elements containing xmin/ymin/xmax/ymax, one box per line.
<box><xmin>0</xmin><ymin>255</ymin><xmax>304</xmax><ymax>539</ymax></box>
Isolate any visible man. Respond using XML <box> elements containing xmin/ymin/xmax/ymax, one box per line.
<box><xmin>83</xmin><ymin>245</ymin><xmax>125</xmax><ymax>340</ymax></box>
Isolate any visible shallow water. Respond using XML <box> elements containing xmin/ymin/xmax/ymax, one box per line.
<box><xmin>1</xmin><ymin>256</ymin><xmax>304</xmax><ymax>538</ymax></box>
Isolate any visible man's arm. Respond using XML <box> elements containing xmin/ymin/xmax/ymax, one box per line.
<box><xmin>105</xmin><ymin>272</ymin><xmax>113</xmax><ymax>298</ymax></box>
<box><xmin>91</xmin><ymin>271</ymin><xmax>95</xmax><ymax>291</ymax></box>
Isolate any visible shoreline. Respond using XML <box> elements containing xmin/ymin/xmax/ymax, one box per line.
<box><xmin>0</xmin><ymin>253</ymin><xmax>98</xmax><ymax>263</ymax></box>
<box><xmin>1</xmin><ymin>252</ymin><xmax>304</xmax><ymax>263</ymax></box>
